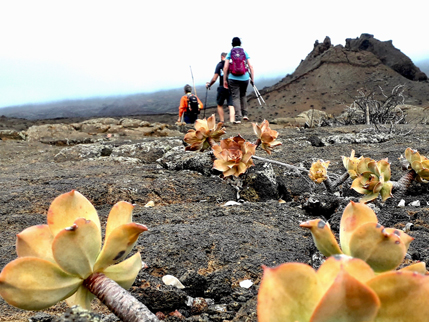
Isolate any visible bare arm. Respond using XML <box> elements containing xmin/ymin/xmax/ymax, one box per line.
<box><xmin>223</xmin><ymin>60</ymin><xmax>230</xmax><ymax>89</ymax></box>
<box><xmin>206</xmin><ymin>74</ymin><xmax>219</xmax><ymax>88</ymax></box>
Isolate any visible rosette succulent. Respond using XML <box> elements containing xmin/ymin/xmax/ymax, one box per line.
<box><xmin>212</xmin><ymin>135</ymin><xmax>256</xmax><ymax>177</ymax></box>
<box><xmin>184</xmin><ymin>114</ymin><xmax>226</xmax><ymax>151</ymax></box>
<box><xmin>258</xmin><ymin>255</ymin><xmax>429</xmax><ymax>322</ymax></box>
<box><xmin>350</xmin><ymin>157</ymin><xmax>393</xmax><ymax>203</ymax></box>
<box><xmin>342</xmin><ymin>149</ymin><xmax>362</xmax><ymax>179</ymax></box>
<box><xmin>252</xmin><ymin>120</ymin><xmax>282</xmax><ymax>154</ymax></box>
<box><xmin>300</xmin><ymin>201</ymin><xmax>413</xmax><ymax>272</ymax></box>
<box><xmin>0</xmin><ymin>190</ymin><xmax>147</xmax><ymax>311</ymax></box>
<box><xmin>308</xmin><ymin>160</ymin><xmax>330</xmax><ymax>184</ymax></box>
<box><xmin>404</xmin><ymin>147</ymin><xmax>429</xmax><ymax>182</ymax></box>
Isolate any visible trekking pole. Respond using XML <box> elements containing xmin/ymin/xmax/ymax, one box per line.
<box><xmin>203</xmin><ymin>86</ymin><xmax>209</xmax><ymax>118</ymax></box>
<box><xmin>190</xmin><ymin>65</ymin><xmax>197</xmax><ymax>97</ymax></box>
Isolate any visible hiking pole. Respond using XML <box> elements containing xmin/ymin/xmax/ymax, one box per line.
<box><xmin>190</xmin><ymin>65</ymin><xmax>197</xmax><ymax>97</ymax></box>
<box><xmin>203</xmin><ymin>86</ymin><xmax>209</xmax><ymax>118</ymax></box>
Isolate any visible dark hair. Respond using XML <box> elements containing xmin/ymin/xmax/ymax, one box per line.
<box><xmin>232</xmin><ymin>37</ymin><xmax>241</xmax><ymax>46</ymax></box>
<box><xmin>221</xmin><ymin>52</ymin><xmax>227</xmax><ymax>58</ymax></box>
<box><xmin>184</xmin><ymin>84</ymin><xmax>192</xmax><ymax>93</ymax></box>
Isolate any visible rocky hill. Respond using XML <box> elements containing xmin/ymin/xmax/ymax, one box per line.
<box><xmin>246</xmin><ymin>34</ymin><xmax>429</xmax><ymax>122</ymax></box>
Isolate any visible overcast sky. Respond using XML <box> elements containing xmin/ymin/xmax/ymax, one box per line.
<box><xmin>0</xmin><ymin>0</ymin><xmax>427</xmax><ymax>108</ymax></box>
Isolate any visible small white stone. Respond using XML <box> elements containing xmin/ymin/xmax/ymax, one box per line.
<box><xmin>409</xmin><ymin>200</ymin><xmax>421</xmax><ymax>207</ymax></box>
<box><xmin>239</xmin><ymin>279</ymin><xmax>253</xmax><ymax>288</ymax></box>
<box><xmin>144</xmin><ymin>200</ymin><xmax>155</xmax><ymax>207</ymax></box>
<box><xmin>397</xmin><ymin>199</ymin><xmax>406</xmax><ymax>207</ymax></box>
<box><xmin>162</xmin><ymin>275</ymin><xmax>185</xmax><ymax>289</ymax></box>
<box><xmin>222</xmin><ymin>201</ymin><xmax>242</xmax><ymax>207</ymax></box>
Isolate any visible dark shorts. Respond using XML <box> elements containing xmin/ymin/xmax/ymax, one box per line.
<box><xmin>184</xmin><ymin>112</ymin><xmax>198</xmax><ymax>124</ymax></box>
<box><xmin>216</xmin><ymin>87</ymin><xmax>233</xmax><ymax>107</ymax></box>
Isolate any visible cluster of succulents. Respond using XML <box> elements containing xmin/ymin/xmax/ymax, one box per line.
<box><xmin>300</xmin><ymin>201</ymin><xmax>413</xmax><ymax>272</ymax></box>
<box><xmin>404</xmin><ymin>147</ymin><xmax>429</xmax><ymax>182</ymax></box>
<box><xmin>0</xmin><ymin>190</ymin><xmax>147</xmax><ymax>310</ymax></box>
<box><xmin>258</xmin><ymin>255</ymin><xmax>429</xmax><ymax>321</ymax></box>
<box><xmin>184</xmin><ymin>115</ymin><xmax>281</xmax><ymax>178</ymax></box>
<box><xmin>258</xmin><ymin>199</ymin><xmax>427</xmax><ymax>321</ymax></box>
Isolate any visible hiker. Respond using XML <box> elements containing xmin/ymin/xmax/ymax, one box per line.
<box><xmin>223</xmin><ymin>37</ymin><xmax>254</xmax><ymax>124</ymax></box>
<box><xmin>177</xmin><ymin>84</ymin><xmax>204</xmax><ymax>124</ymax></box>
<box><xmin>206</xmin><ymin>52</ymin><xmax>235</xmax><ymax>124</ymax></box>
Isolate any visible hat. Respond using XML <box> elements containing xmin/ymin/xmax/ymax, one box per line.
<box><xmin>232</xmin><ymin>37</ymin><xmax>241</xmax><ymax>46</ymax></box>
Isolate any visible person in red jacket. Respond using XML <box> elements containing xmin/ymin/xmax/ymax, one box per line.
<box><xmin>177</xmin><ymin>84</ymin><xmax>204</xmax><ymax>124</ymax></box>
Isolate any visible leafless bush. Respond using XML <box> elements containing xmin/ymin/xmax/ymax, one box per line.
<box><xmin>340</xmin><ymin>85</ymin><xmax>406</xmax><ymax>126</ymax></box>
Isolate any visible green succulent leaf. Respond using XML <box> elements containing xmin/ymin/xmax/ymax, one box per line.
<box><xmin>0</xmin><ymin>257</ymin><xmax>81</xmax><ymax>310</ymax></box>
<box><xmin>94</xmin><ymin>223</ymin><xmax>148</xmax><ymax>272</ymax></box>
<box><xmin>103</xmin><ymin>252</ymin><xmax>142</xmax><ymax>289</ymax></box>
<box><xmin>300</xmin><ymin>219</ymin><xmax>343</xmax><ymax>257</ymax></box>
<box><xmin>257</xmin><ymin>263</ymin><xmax>323</xmax><ymax>322</ymax></box>
<box><xmin>339</xmin><ymin>201</ymin><xmax>378</xmax><ymax>256</ymax></box>
<box><xmin>379</xmin><ymin>182</ymin><xmax>393</xmax><ymax>202</ymax></box>
<box><xmin>65</xmin><ymin>284</ymin><xmax>95</xmax><ymax>310</ymax></box>
<box><xmin>105</xmin><ymin>201</ymin><xmax>134</xmax><ymax>242</ymax></box>
<box><xmin>52</xmin><ymin>218</ymin><xmax>101</xmax><ymax>279</ymax></box>
<box><xmin>47</xmin><ymin>190</ymin><xmax>101</xmax><ymax>237</ymax></box>
<box><xmin>16</xmin><ymin>224</ymin><xmax>54</xmax><ymax>262</ymax></box>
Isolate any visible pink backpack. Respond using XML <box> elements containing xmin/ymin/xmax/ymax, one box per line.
<box><xmin>229</xmin><ymin>48</ymin><xmax>247</xmax><ymax>76</ymax></box>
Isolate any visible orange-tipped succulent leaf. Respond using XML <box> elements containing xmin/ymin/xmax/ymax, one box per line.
<box><xmin>252</xmin><ymin>120</ymin><xmax>282</xmax><ymax>154</ymax></box>
<box><xmin>300</xmin><ymin>219</ymin><xmax>343</xmax><ymax>257</ymax></box>
<box><xmin>184</xmin><ymin>114</ymin><xmax>226</xmax><ymax>151</ymax></box>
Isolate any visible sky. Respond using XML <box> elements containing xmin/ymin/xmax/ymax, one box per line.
<box><xmin>0</xmin><ymin>0</ymin><xmax>427</xmax><ymax>108</ymax></box>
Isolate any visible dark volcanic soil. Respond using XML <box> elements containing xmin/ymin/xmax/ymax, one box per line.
<box><xmin>1</xmin><ymin>117</ymin><xmax>429</xmax><ymax>321</ymax></box>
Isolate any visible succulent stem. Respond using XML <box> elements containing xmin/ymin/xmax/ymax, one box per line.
<box><xmin>207</xmin><ymin>137</ymin><xmax>217</xmax><ymax>148</ymax></box>
<box><xmin>324</xmin><ymin>172</ymin><xmax>350</xmax><ymax>193</ymax></box>
<box><xmin>391</xmin><ymin>170</ymin><xmax>417</xmax><ymax>197</ymax></box>
<box><xmin>84</xmin><ymin>273</ymin><xmax>159</xmax><ymax>322</ymax></box>
<box><xmin>252</xmin><ymin>155</ymin><xmax>308</xmax><ymax>174</ymax></box>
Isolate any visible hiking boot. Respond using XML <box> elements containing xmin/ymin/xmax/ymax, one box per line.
<box><xmin>243</xmin><ymin>116</ymin><xmax>249</xmax><ymax>121</ymax></box>
<box><xmin>233</xmin><ymin>120</ymin><xmax>241</xmax><ymax>124</ymax></box>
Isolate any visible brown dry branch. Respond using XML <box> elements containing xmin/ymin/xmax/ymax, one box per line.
<box><xmin>84</xmin><ymin>273</ymin><xmax>159</xmax><ymax>322</ymax></box>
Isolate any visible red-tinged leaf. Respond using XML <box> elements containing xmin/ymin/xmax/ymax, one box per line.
<box><xmin>368</xmin><ymin>271</ymin><xmax>429</xmax><ymax>321</ymax></box>
<box><xmin>349</xmin><ymin>222</ymin><xmax>406</xmax><ymax>272</ymax></box>
<box><xmin>311</xmin><ymin>269</ymin><xmax>380</xmax><ymax>322</ymax></box>
<box><xmin>317</xmin><ymin>255</ymin><xmax>375</xmax><ymax>293</ymax></box>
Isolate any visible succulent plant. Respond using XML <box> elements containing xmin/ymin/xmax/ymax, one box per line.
<box><xmin>350</xmin><ymin>157</ymin><xmax>393</xmax><ymax>203</ymax></box>
<box><xmin>257</xmin><ymin>255</ymin><xmax>429</xmax><ymax>322</ymax></box>
<box><xmin>0</xmin><ymin>190</ymin><xmax>147</xmax><ymax>311</ymax></box>
<box><xmin>404</xmin><ymin>147</ymin><xmax>429</xmax><ymax>182</ymax></box>
<box><xmin>342</xmin><ymin>149</ymin><xmax>362</xmax><ymax>179</ymax></box>
<box><xmin>252</xmin><ymin>120</ymin><xmax>282</xmax><ymax>154</ymax></box>
<box><xmin>184</xmin><ymin>114</ymin><xmax>226</xmax><ymax>151</ymax></box>
<box><xmin>300</xmin><ymin>201</ymin><xmax>413</xmax><ymax>272</ymax></box>
<box><xmin>212</xmin><ymin>135</ymin><xmax>256</xmax><ymax>177</ymax></box>
<box><xmin>308</xmin><ymin>160</ymin><xmax>330</xmax><ymax>184</ymax></box>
